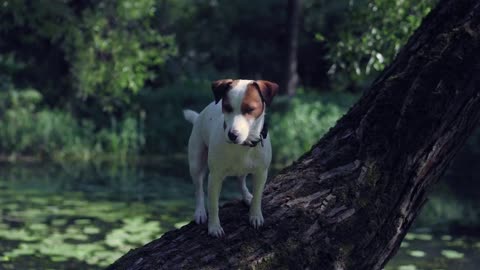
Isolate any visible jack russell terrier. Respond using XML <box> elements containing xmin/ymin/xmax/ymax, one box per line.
<box><xmin>183</xmin><ymin>79</ymin><xmax>278</xmax><ymax>237</ymax></box>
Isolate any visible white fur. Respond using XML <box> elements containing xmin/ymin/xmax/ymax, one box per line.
<box><xmin>184</xmin><ymin>79</ymin><xmax>271</xmax><ymax>237</ymax></box>
<box><xmin>183</xmin><ymin>109</ymin><xmax>199</xmax><ymax>124</ymax></box>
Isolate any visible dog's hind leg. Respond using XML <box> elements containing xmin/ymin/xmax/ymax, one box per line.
<box><xmin>237</xmin><ymin>175</ymin><xmax>253</xmax><ymax>206</ymax></box>
<box><xmin>188</xmin><ymin>134</ymin><xmax>208</xmax><ymax>224</ymax></box>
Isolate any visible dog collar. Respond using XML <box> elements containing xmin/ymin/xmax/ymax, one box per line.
<box><xmin>243</xmin><ymin>120</ymin><xmax>268</xmax><ymax>148</ymax></box>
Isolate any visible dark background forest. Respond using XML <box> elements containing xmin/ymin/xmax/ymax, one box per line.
<box><xmin>0</xmin><ymin>0</ymin><xmax>479</xmax><ymax>269</ymax></box>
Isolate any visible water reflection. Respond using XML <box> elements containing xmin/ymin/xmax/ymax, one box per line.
<box><xmin>0</xmin><ymin>161</ymin><xmax>478</xmax><ymax>269</ymax></box>
<box><xmin>0</xmin><ymin>161</ymin><xmax>241</xmax><ymax>269</ymax></box>
<box><xmin>386</xmin><ymin>232</ymin><xmax>480</xmax><ymax>270</ymax></box>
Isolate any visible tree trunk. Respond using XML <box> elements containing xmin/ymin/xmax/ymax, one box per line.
<box><xmin>282</xmin><ymin>0</ymin><xmax>301</xmax><ymax>96</ymax></box>
<box><xmin>108</xmin><ymin>0</ymin><xmax>480</xmax><ymax>269</ymax></box>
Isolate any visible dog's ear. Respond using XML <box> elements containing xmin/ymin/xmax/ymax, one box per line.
<box><xmin>253</xmin><ymin>80</ymin><xmax>279</xmax><ymax>106</ymax></box>
<box><xmin>212</xmin><ymin>79</ymin><xmax>234</xmax><ymax>104</ymax></box>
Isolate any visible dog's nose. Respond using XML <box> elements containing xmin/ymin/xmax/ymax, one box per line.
<box><xmin>228</xmin><ymin>130</ymin><xmax>238</xmax><ymax>142</ymax></box>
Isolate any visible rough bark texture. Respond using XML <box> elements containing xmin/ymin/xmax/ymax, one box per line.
<box><xmin>281</xmin><ymin>0</ymin><xmax>301</xmax><ymax>96</ymax></box>
<box><xmin>108</xmin><ymin>0</ymin><xmax>480</xmax><ymax>269</ymax></box>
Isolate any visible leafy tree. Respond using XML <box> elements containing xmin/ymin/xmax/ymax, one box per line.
<box><xmin>324</xmin><ymin>0</ymin><xmax>437</xmax><ymax>91</ymax></box>
<box><xmin>170</xmin><ymin>0</ymin><xmax>286</xmax><ymax>80</ymax></box>
<box><xmin>0</xmin><ymin>0</ymin><xmax>177</xmax><ymax>115</ymax></box>
<box><xmin>64</xmin><ymin>0</ymin><xmax>177</xmax><ymax>112</ymax></box>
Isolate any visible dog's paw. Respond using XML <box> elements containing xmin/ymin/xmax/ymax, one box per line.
<box><xmin>242</xmin><ymin>192</ymin><xmax>253</xmax><ymax>206</ymax></box>
<box><xmin>249</xmin><ymin>213</ymin><xmax>264</xmax><ymax>229</ymax></box>
<box><xmin>194</xmin><ymin>208</ymin><xmax>207</xmax><ymax>224</ymax></box>
<box><xmin>208</xmin><ymin>223</ymin><xmax>225</xmax><ymax>238</ymax></box>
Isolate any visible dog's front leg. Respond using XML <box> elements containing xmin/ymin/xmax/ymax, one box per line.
<box><xmin>207</xmin><ymin>171</ymin><xmax>225</xmax><ymax>237</ymax></box>
<box><xmin>249</xmin><ymin>169</ymin><xmax>268</xmax><ymax>229</ymax></box>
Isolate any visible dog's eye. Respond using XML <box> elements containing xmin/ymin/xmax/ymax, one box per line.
<box><xmin>243</xmin><ymin>105</ymin><xmax>257</xmax><ymax>114</ymax></box>
<box><xmin>223</xmin><ymin>104</ymin><xmax>233</xmax><ymax>113</ymax></box>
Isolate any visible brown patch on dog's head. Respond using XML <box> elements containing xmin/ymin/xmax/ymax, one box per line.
<box><xmin>242</xmin><ymin>84</ymin><xmax>265</xmax><ymax>120</ymax></box>
<box><xmin>252</xmin><ymin>80</ymin><xmax>279</xmax><ymax>106</ymax></box>
<box><xmin>212</xmin><ymin>79</ymin><xmax>237</xmax><ymax>104</ymax></box>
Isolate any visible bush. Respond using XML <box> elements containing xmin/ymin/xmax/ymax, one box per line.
<box><xmin>326</xmin><ymin>0</ymin><xmax>437</xmax><ymax>91</ymax></box>
<box><xmin>269</xmin><ymin>90</ymin><xmax>357</xmax><ymax>166</ymax></box>
<box><xmin>138</xmin><ymin>78</ymin><xmax>212</xmax><ymax>155</ymax></box>
<box><xmin>0</xmin><ymin>0</ymin><xmax>177</xmax><ymax>114</ymax></box>
<box><xmin>0</xmin><ymin>89</ymin><xmax>144</xmax><ymax>163</ymax></box>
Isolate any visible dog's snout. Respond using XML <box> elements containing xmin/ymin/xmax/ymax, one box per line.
<box><xmin>228</xmin><ymin>130</ymin><xmax>239</xmax><ymax>142</ymax></box>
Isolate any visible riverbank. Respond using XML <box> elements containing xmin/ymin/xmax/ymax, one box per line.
<box><xmin>0</xmin><ymin>88</ymin><xmax>357</xmax><ymax>167</ymax></box>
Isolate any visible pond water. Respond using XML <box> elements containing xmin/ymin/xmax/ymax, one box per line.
<box><xmin>0</xmin><ymin>160</ymin><xmax>478</xmax><ymax>269</ymax></box>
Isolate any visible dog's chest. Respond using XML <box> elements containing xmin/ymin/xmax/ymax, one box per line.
<box><xmin>209</xmin><ymin>145</ymin><xmax>269</xmax><ymax>176</ymax></box>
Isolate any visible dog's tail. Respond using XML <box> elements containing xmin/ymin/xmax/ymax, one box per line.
<box><xmin>183</xmin><ymin>109</ymin><xmax>199</xmax><ymax>124</ymax></box>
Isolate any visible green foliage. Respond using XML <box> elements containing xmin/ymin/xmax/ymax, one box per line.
<box><xmin>170</xmin><ymin>0</ymin><xmax>286</xmax><ymax>80</ymax></box>
<box><xmin>65</xmin><ymin>0</ymin><xmax>177</xmax><ymax>111</ymax></box>
<box><xmin>414</xmin><ymin>182</ymin><xmax>480</xmax><ymax>229</ymax></box>
<box><xmin>95</xmin><ymin>117</ymin><xmax>145</xmax><ymax>162</ymax></box>
<box><xmin>326</xmin><ymin>0</ymin><xmax>437</xmax><ymax>90</ymax></box>
<box><xmin>138</xmin><ymin>79</ymin><xmax>212</xmax><ymax>154</ymax></box>
<box><xmin>0</xmin><ymin>0</ymin><xmax>177</xmax><ymax>113</ymax></box>
<box><xmin>270</xmin><ymin>90</ymin><xmax>357</xmax><ymax>166</ymax></box>
<box><xmin>0</xmin><ymin>89</ymin><xmax>144</xmax><ymax>162</ymax></box>
<box><xmin>1</xmin><ymin>80</ymin><xmax>357</xmax><ymax>165</ymax></box>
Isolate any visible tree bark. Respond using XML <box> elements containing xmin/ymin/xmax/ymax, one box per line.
<box><xmin>108</xmin><ymin>0</ymin><xmax>480</xmax><ymax>269</ymax></box>
<box><xmin>281</xmin><ymin>0</ymin><xmax>301</xmax><ymax>96</ymax></box>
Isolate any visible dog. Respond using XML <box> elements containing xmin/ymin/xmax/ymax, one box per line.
<box><xmin>183</xmin><ymin>79</ymin><xmax>278</xmax><ymax>237</ymax></box>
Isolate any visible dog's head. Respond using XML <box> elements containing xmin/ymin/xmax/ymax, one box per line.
<box><xmin>212</xmin><ymin>79</ymin><xmax>278</xmax><ymax>145</ymax></box>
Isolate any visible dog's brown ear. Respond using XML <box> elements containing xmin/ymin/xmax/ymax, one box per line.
<box><xmin>253</xmin><ymin>80</ymin><xmax>279</xmax><ymax>106</ymax></box>
<box><xmin>212</xmin><ymin>79</ymin><xmax>233</xmax><ymax>104</ymax></box>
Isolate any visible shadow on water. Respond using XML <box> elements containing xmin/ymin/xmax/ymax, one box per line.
<box><xmin>0</xmin><ymin>157</ymin><xmax>478</xmax><ymax>269</ymax></box>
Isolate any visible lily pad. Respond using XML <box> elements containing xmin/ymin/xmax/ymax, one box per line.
<box><xmin>440</xmin><ymin>235</ymin><xmax>452</xmax><ymax>241</ymax></box>
<box><xmin>407</xmin><ymin>250</ymin><xmax>426</xmax><ymax>258</ymax></box>
<box><xmin>441</xmin><ymin>249</ymin><xmax>465</xmax><ymax>259</ymax></box>
<box><xmin>398</xmin><ymin>265</ymin><xmax>417</xmax><ymax>270</ymax></box>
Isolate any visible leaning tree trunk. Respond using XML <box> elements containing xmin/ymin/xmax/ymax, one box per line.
<box><xmin>108</xmin><ymin>0</ymin><xmax>480</xmax><ymax>269</ymax></box>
